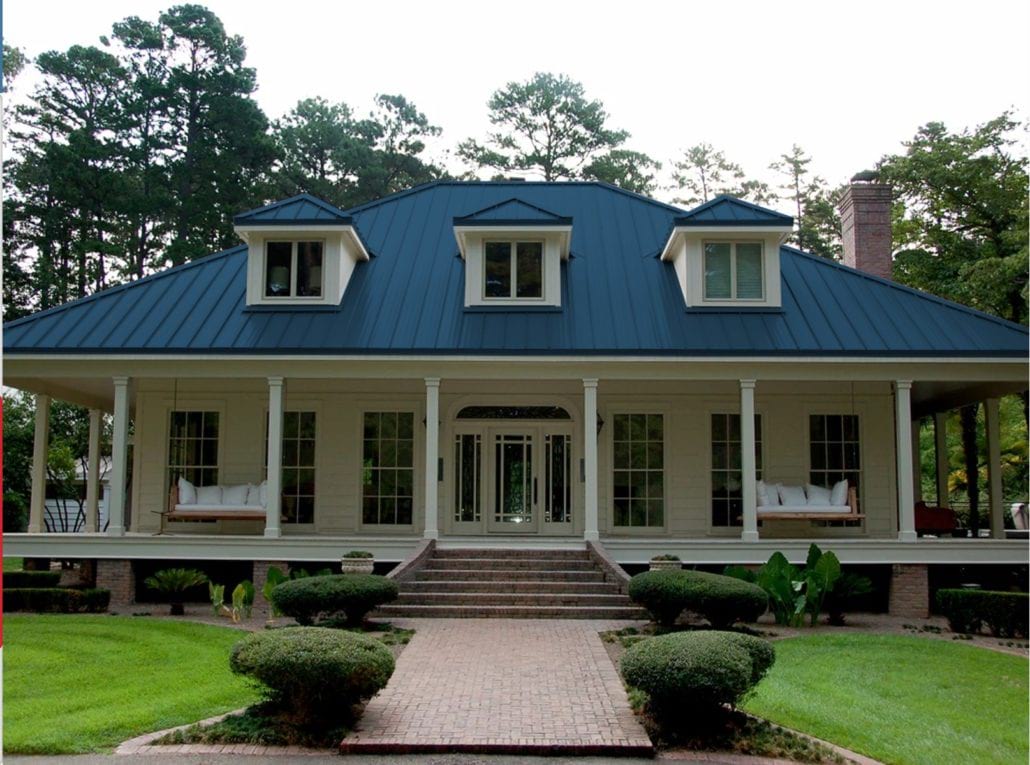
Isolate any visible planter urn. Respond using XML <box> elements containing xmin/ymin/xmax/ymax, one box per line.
<box><xmin>649</xmin><ymin>559</ymin><xmax>682</xmax><ymax>572</ymax></box>
<box><xmin>341</xmin><ymin>557</ymin><xmax>375</xmax><ymax>575</ymax></box>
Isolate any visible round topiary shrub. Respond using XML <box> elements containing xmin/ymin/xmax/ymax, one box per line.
<box><xmin>620</xmin><ymin>630</ymin><xmax>775</xmax><ymax>719</ymax></box>
<box><xmin>628</xmin><ymin>570</ymin><xmax>767</xmax><ymax>628</ymax></box>
<box><xmin>269</xmin><ymin>574</ymin><xmax>398</xmax><ymax>626</ymax></box>
<box><xmin>230</xmin><ymin>627</ymin><xmax>395</xmax><ymax>725</ymax></box>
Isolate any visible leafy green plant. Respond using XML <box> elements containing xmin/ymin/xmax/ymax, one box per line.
<box><xmin>270</xmin><ymin>574</ymin><xmax>398</xmax><ymax>627</ymax></box>
<box><xmin>726</xmin><ymin>545</ymin><xmax>842</xmax><ymax>627</ymax></box>
<box><xmin>209</xmin><ymin>583</ymin><xmax>226</xmax><ymax>616</ymax></box>
<box><xmin>825</xmin><ymin>572</ymin><xmax>873</xmax><ymax>626</ymax></box>
<box><xmin>263</xmin><ymin>566</ymin><xmax>289</xmax><ymax>617</ymax></box>
<box><xmin>232</xmin><ymin>580</ymin><xmax>256</xmax><ymax>621</ymax></box>
<box><xmin>628</xmin><ymin>570</ymin><xmax>767</xmax><ymax>629</ymax></box>
<box><xmin>144</xmin><ymin>568</ymin><xmax>208</xmax><ymax>616</ymax></box>
<box><xmin>937</xmin><ymin>589</ymin><xmax>1029</xmax><ymax>637</ymax></box>
<box><xmin>650</xmin><ymin>554</ymin><xmax>681</xmax><ymax>561</ymax></box>
<box><xmin>802</xmin><ymin>545</ymin><xmax>841</xmax><ymax>626</ymax></box>
<box><xmin>341</xmin><ymin>551</ymin><xmax>373</xmax><ymax>559</ymax></box>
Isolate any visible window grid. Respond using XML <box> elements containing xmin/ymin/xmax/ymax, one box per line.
<box><xmin>362</xmin><ymin>412</ymin><xmax>415</xmax><ymax>525</ymax></box>
<box><xmin>280</xmin><ymin>411</ymin><xmax>316</xmax><ymax>524</ymax></box>
<box><xmin>168</xmin><ymin>411</ymin><xmax>219</xmax><ymax>490</ymax></box>
<box><xmin>545</xmin><ymin>433</ymin><xmax>572</xmax><ymax>524</ymax></box>
<box><xmin>809</xmin><ymin>414</ymin><xmax>862</xmax><ymax>527</ymax></box>
<box><xmin>711</xmin><ymin>413</ymin><xmax>763</xmax><ymax>528</ymax></box>
<box><xmin>454</xmin><ymin>433</ymin><xmax>482</xmax><ymax>523</ymax></box>
<box><xmin>612</xmin><ymin>413</ymin><xmax>664</xmax><ymax>528</ymax></box>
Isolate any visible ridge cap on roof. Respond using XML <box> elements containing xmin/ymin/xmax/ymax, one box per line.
<box><xmin>782</xmin><ymin>245</ymin><xmax>1030</xmax><ymax>335</ymax></box>
<box><xmin>3</xmin><ymin>245</ymin><xmax>247</xmax><ymax>330</ymax></box>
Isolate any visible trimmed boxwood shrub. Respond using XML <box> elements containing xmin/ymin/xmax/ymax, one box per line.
<box><xmin>270</xmin><ymin>574</ymin><xmax>398</xmax><ymax>626</ymax></box>
<box><xmin>628</xmin><ymin>570</ymin><xmax>768</xmax><ymax>628</ymax></box>
<box><xmin>4</xmin><ymin>570</ymin><xmax>61</xmax><ymax>588</ymax></box>
<box><xmin>937</xmin><ymin>589</ymin><xmax>1029</xmax><ymax>638</ymax></box>
<box><xmin>621</xmin><ymin>630</ymin><xmax>775</xmax><ymax>718</ymax></box>
<box><xmin>230</xmin><ymin>627</ymin><xmax>395</xmax><ymax>725</ymax></box>
<box><xmin>4</xmin><ymin>587</ymin><xmax>111</xmax><ymax>613</ymax></box>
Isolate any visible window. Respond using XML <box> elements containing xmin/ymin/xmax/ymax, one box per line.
<box><xmin>711</xmin><ymin>413</ymin><xmax>763</xmax><ymax>527</ymax></box>
<box><xmin>454</xmin><ymin>433</ymin><xmax>482</xmax><ymax>523</ymax></box>
<box><xmin>484</xmin><ymin>241</ymin><xmax>543</xmax><ymax>299</ymax></box>
<box><xmin>168</xmin><ymin>411</ymin><xmax>219</xmax><ymax>489</ymax></box>
<box><xmin>704</xmin><ymin>242</ymin><xmax>764</xmax><ymax>300</ymax></box>
<box><xmin>809</xmin><ymin>414</ymin><xmax>861</xmax><ymax>494</ymax></box>
<box><xmin>280</xmin><ymin>412</ymin><xmax>316</xmax><ymax>524</ymax></box>
<box><xmin>612</xmin><ymin>414</ymin><xmax>664</xmax><ymax>528</ymax></box>
<box><xmin>545</xmin><ymin>433</ymin><xmax>572</xmax><ymax>524</ymax></box>
<box><xmin>362</xmin><ymin>412</ymin><xmax>415</xmax><ymax>525</ymax></box>
<box><xmin>264</xmin><ymin>241</ymin><xmax>324</xmax><ymax>298</ymax></box>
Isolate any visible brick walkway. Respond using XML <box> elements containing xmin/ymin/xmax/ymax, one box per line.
<box><xmin>340</xmin><ymin>619</ymin><xmax>653</xmax><ymax>756</ymax></box>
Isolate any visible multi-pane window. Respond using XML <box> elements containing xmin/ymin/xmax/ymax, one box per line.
<box><xmin>612</xmin><ymin>414</ymin><xmax>664</xmax><ymax>528</ymax></box>
<box><xmin>280</xmin><ymin>412</ymin><xmax>316</xmax><ymax>524</ymax></box>
<box><xmin>711</xmin><ymin>413</ymin><xmax>763</xmax><ymax>527</ymax></box>
<box><xmin>362</xmin><ymin>412</ymin><xmax>415</xmax><ymax>525</ymax></box>
<box><xmin>168</xmin><ymin>411</ymin><xmax>219</xmax><ymax>489</ymax></box>
<box><xmin>703</xmin><ymin>242</ymin><xmax>764</xmax><ymax>300</ymax></box>
<box><xmin>264</xmin><ymin>241</ymin><xmax>324</xmax><ymax>298</ymax></box>
<box><xmin>484</xmin><ymin>241</ymin><xmax>543</xmax><ymax>299</ymax></box>
<box><xmin>454</xmin><ymin>434</ymin><xmax>482</xmax><ymax>523</ymax></box>
<box><xmin>545</xmin><ymin>434</ymin><xmax>572</xmax><ymax>524</ymax></box>
<box><xmin>809</xmin><ymin>414</ymin><xmax>860</xmax><ymax>492</ymax></box>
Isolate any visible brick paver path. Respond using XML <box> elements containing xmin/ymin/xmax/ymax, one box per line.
<box><xmin>340</xmin><ymin>619</ymin><xmax>653</xmax><ymax>755</ymax></box>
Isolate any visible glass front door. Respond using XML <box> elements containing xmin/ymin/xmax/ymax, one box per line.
<box><xmin>490</xmin><ymin>432</ymin><xmax>535</xmax><ymax>531</ymax></box>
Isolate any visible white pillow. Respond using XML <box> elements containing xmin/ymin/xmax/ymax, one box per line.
<box><xmin>831</xmin><ymin>479</ymin><xmax>849</xmax><ymax>507</ymax></box>
<box><xmin>757</xmin><ymin>480</ymin><xmax>780</xmax><ymax>507</ymax></box>
<box><xmin>778</xmin><ymin>484</ymin><xmax>807</xmax><ymax>507</ymax></box>
<box><xmin>259</xmin><ymin>480</ymin><xmax>268</xmax><ymax>507</ymax></box>
<box><xmin>222</xmin><ymin>484</ymin><xmax>249</xmax><ymax>506</ymax></box>
<box><xmin>196</xmin><ymin>484</ymin><xmax>222</xmax><ymax>505</ymax></box>
<box><xmin>245</xmin><ymin>484</ymin><xmax>263</xmax><ymax>507</ymax></box>
<box><xmin>178</xmin><ymin>477</ymin><xmax>197</xmax><ymax>505</ymax></box>
<box><xmin>806</xmin><ymin>483</ymin><xmax>832</xmax><ymax>506</ymax></box>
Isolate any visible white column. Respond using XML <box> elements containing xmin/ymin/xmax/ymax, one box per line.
<box><xmin>264</xmin><ymin>377</ymin><xmax>284</xmax><ymax>539</ymax></box>
<box><xmin>985</xmin><ymin>398</ymin><xmax>1004</xmax><ymax>539</ymax></box>
<box><xmin>27</xmin><ymin>394</ymin><xmax>51</xmax><ymax>533</ymax></box>
<box><xmin>895</xmin><ymin>380</ymin><xmax>917</xmax><ymax>542</ymax></box>
<box><xmin>85</xmin><ymin>408</ymin><xmax>102</xmax><ymax>533</ymax></box>
<box><xmin>583</xmin><ymin>379</ymin><xmax>599</xmax><ymax>541</ymax></box>
<box><xmin>108</xmin><ymin>378</ymin><xmax>130</xmax><ymax>536</ymax></box>
<box><xmin>740</xmin><ymin>379</ymin><xmax>759</xmax><ymax>542</ymax></box>
<box><xmin>423</xmin><ymin>378</ymin><xmax>440</xmax><ymax>540</ymax></box>
<box><xmin>933</xmin><ymin>412</ymin><xmax>949</xmax><ymax>508</ymax></box>
<box><xmin>911</xmin><ymin>419</ymin><xmax>923</xmax><ymax>503</ymax></box>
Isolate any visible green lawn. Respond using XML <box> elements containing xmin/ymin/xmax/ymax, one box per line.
<box><xmin>3</xmin><ymin>557</ymin><xmax>24</xmax><ymax>572</ymax></box>
<box><xmin>744</xmin><ymin>634</ymin><xmax>1029</xmax><ymax>765</ymax></box>
<box><xmin>3</xmin><ymin>615</ymin><xmax>259</xmax><ymax>754</ymax></box>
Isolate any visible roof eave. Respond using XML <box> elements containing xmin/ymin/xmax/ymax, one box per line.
<box><xmin>659</xmin><ymin>225</ymin><xmax>794</xmax><ymax>261</ymax></box>
<box><xmin>453</xmin><ymin>224</ymin><xmax>573</xmax><ymax>260</ymax></box>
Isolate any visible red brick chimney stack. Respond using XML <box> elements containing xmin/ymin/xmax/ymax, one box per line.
<box><xmin>839</xmin><ymin>173</ymin><xmax>893</xmax><ymax>279</ymax></box>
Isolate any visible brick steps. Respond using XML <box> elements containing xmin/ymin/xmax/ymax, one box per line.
<box><xmin>381</xmin><ymin>547</ymin><xmax>645</xmax><ymax>619</ymax></box>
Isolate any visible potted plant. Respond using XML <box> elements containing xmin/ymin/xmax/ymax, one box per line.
<box><xmin>144</xmin><ymin>568</ymin><xmax>208</xmax><ymax>615</ymax></box>
<box><xmin>341</xmin><ymin>550</ymin><xmax>375</xmax><ymax>575</ymax></box>
<box><xmin>649</xmin><ymin>554</ymin><xmax>682</xmax><ymax>572</ymax></box>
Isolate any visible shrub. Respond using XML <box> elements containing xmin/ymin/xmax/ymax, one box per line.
<box><xmin>342</xmin><ymin>551</ymin><xmax>373</xmax><ymax>559</ymax></box>
<box><xmin>650</xmin><ymin>554</ymin><xmax>681</xmax><ymax>561</ymax></box>
<box><xmin>4</xmin><ymin>570</ymin><xmax>61</xmax><ymax>588</ymax></box>
<box><xmin>725</xmin><ymin>544</ymin><xmax>841</xmax><ymax>627</ymax></box>
<box><xmin>824</xmin><ymin>572</ymin><xmax>873</xmax><ymax>626</ymax></box>
<box><xmin>3</xmin><ymin>587</ymin><xmax>114</xmax><ymax>613</ymax></box>
<box><xmin>81</xmin><ymin>588</ymin><xmax>111</xmax><ymax>613</ymax></box>
<box><xmin>144</xmin><ymin>568</ymin><xmax>208</xmax><ymax>615</ymax></box>
<box><xmin>628</xmin><ymin>570</ymin><xmax>767</xmax><ymax>628</ymax></box>
<box><xmin>230</xmin><ymin>627</ymin><xmax>395</xmax><ymax>725</ymax></box>
<box><xmin>270</xmin><ymin>574</ymin><xmax>398</xmax><ymax>627</ymax></box>
<box><xmin>621</xmin><ymin>630</ymin><xmax>775</xmax><ymax>719</ymax></box>
<box><xmin>937</xmin><ymin>589</ymin><xmax>1029</xmax><ymax>638</ymax></box>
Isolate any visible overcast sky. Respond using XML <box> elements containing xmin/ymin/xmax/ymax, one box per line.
<box><xmin>4</xmin><ymin>0</ymin><xmax>1028</xmax><ymax>209</ymax></box>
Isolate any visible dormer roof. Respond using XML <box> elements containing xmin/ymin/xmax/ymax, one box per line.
<box><xmin>453</xmin><ymin>198</ymin><xmax>573</xmax><ymax>227</ymax></box>
<box><xmin>672</xmin><ymin>195</ymin><xmax>793</xmax><ymax>227</ymax></box>
<box><xmin>233</xmin><ymin>193</ymin><xmax>354</xmax><ymax>227</ymax></box>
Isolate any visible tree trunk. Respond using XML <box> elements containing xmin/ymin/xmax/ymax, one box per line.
<box><xmin>959</xmin><ymin>404</ymin><xmax>980</xmax><ymax>535</ymax></box>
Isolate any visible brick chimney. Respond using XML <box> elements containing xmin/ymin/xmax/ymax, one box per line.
<box><xmin>839</xmin><ymin>173</ymin><xmax>892</xmax><ymax>279</ymax></box>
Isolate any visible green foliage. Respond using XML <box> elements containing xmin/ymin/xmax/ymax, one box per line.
<box><xmin>269</xmin><ymin>574</ymin><xmax>398</xmax><ymax>627</ymax></box>
<box><xmin>621</xmin><ymin>630</ymin><xmax>775</xmax><ymax>718</ymax></box>
<box><xmin>341</xmin><ymin>550</ymin><xmax>373</xmax><ymax>559</ymax></box>
<box><xmin>937</xmin><ymin>589</ymin><xmax>1029</xmax><ymax>637</ymax></box>
<box><xmin>824</xmin><ymin>572</ymin><xmax>874</xmax><ymax>626</ymax></box>
<box><xmin>209</xmin><ymin>582</ymin><xmax>225</xmax><ymax>615</ymax></box>
<box><xmin>671</xmin><ymin>143</ymin><xmax>774</xmax><ymax>207</ymax></box>
<box><xmin>229</xmin><ymin>627</ymin><xmax>395</xmax><ymax>726</ymax></box>
<box><xmin>4</xmin><ymin>587</ymin><xmax>109</xmax><ymax>613</ymax></box>
<box><xmin>232</xmin><ymin>580</ymin><xmax>256</xmax><ymax>620</ymax></box>
<box><xmin>145</xmin><ymin>568</ymin><xmax>208</xmax><ymax>615</ymax></box>
<box><xmin>726</xmin><ymin>545</ymin><xmax>841</xmax><ymax>626</ymax></box>
<box><xmin>263</xmin><ymin>566</ymin><xmax>289</xmax><ymax>617</ymax></box>
<box><xmin>628</xmin><ymin>569</ymin><xmax>767</xmax><ymax>629</ymax></box>
<box><xmin>650</xmin><ymin>554</ymin><xmax>681</xmax><ymax>562</ymax></box>
<box><xmin>4</xmin><ymin>570</ymin><xmax>61</xmax><ymax>588</ymax></box>
<box><xmin>769</xmin><ymin>145</ymin><xmax>840</xmax><ymax>259</ymax></box>
<box><xmin>581</xmin><ymin>149</ymin><xmax>661</xmax><ymax>194</ymax></box>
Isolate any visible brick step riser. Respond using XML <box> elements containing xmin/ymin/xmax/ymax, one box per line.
<box><xmin>394</xmin><ymin>593</ymin><xmax>633</xmax><ymax>606</ymax></box>
<box><xmin>401</xmin><ymin>580</ymin><xmax>620</xmax><ymax>594</ymax></box>
<box><xmin>432</xmin><ymin>549</ymin><xmax>589</xmax><ymax>560</ymax></box>
<box><xmin>423</xmin><ymin>559</ymin><xmax>596</xmax><ymax>571</ymax></box>
<box><xmin>413</xmin><ymin>569</ymin><xmax>607</xmax><ymax>583</ymax></box>
<box><xmin>378</xmin><ymin>605</ymin><xmax>648</xmax><ymax>619</ymax></box>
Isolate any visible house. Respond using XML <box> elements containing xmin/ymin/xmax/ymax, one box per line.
<box><xmin>4</xmin><ymin>178</ymin><xmax>1027</xmax><ymax>617</ymax></box>
<box><xmin>44</xmin><ymin>456</ymin><xmax>112</xmax><ymax>533</ymax></box>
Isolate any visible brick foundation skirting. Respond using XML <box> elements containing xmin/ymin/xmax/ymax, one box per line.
<box><xmin>96</xmin><ymin>559</ymin><xmax>135</xmax><ymax>606</ymax></box>
<box><xmin>253</xmin><ymin>560</ymin><xmax>289</xmax><ymax>605</ymax></box>
<box><xmin>888</xmin><ymin>563</ymin><xmax>929</xmax><ymax>618</ymax></box>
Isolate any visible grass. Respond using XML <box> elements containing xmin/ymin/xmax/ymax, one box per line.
<box><xmin>4</xmin><ymin>557</ymin><xmax>24</xmax><ymax>572</ymax></box>
<box><xmin>743</xmin><ymin>634</ymin><xmax>1029</xmax><ymax>765</ymax></box>
<box><xmin>3</xmin><ymin>615</ymin><xmax>258</xmax><ymax>754</ymax></box>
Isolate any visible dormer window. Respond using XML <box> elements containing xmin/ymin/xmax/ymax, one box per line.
<box><xmin>265</xmin><ymin>241</ymin><xmax>324</xmax><ymax>298</ymax></box>
<box><xmin>485</xmin><ymin>241</ymin><xmax>543</xmax><ymax>300</ymax></box>
<box><xmin>703</xmin><ymin>242</ymin><xmax>764</xmax><ymax>301</ymax></box>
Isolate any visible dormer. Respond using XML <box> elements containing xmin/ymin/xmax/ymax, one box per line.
<box><xmin>453</xmin><ymin>199</ymin><xmax>572</xmax><ymax>308</ymax></box>
<box><xmin>234</xmin><ymin>194</ymin><xmax>369</xmax><ymax>307</ymax></box>
<box><xmin>660</xmin><ymin>196</ymin><xmax>793</xmax><ymax>309</ymax></box>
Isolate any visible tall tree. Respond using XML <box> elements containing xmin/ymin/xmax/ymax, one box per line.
<box><xmin>458</xmin><ymin>72</ymin><xmax>630</xmax><ymax>181</ymax></box>
<box><xmin>672</xmin><ymin>143</ymin><xmax>774</xmax><ymax>207</ymax></box>
<box><xmin>2</xmin><ymin>45</ymin><xmax>34</xmax><ymax>319</ymax></box>
<box><xmin>769</xmin><ymin>144</ymin><xmax>839</xmax><ymax>257</ymax></box>
<box><xmin>582</xmin><ymin>149</ymin><xmax>661</xmax><ymax>195</ymax></box>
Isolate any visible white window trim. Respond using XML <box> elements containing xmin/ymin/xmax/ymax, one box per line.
<box><xmin>702</xmin><ymin>240</ymin><xmax>766</xmax><ymax>302</ymax></box>
<box><xmin>482</xmin><ymin>239</ymin><xmax>546</xmax><ymax>302</ymax></box>
<box><xmin>263</xmin><ymin>239</ymin><xmax>326</xmax><ymax>300</ymax></box>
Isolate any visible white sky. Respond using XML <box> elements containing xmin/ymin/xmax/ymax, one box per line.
<box><xmin>3</xmin><ymin>0</ymin><xmax>1028</xmax><ymax>209</ymax></box>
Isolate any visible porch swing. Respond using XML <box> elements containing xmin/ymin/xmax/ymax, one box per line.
<box><xmin>754</xmin><ymin>382</ymin><xmax>865</xmax><ymax>522</ymax></box>
<box><xmin>157</xmin><ymin>379</ymin><xmax>269</xmax><ymax>528</ymax></box>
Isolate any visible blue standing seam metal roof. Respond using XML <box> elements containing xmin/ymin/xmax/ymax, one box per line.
<box><xmin>454</xmin><ymin>198</ymin><xmax>573</xmax><ymax>226</ymax></box>
<box><xmin>233</xmin><ymin>193</ymin><xmax>353</xmax><ymax>226</ymax></box>
<box><xmin>4</xmin><ymin>181</ymin><xmax>1028</xmax><ymax>357</ymax></box>
<box><xmin>674</xmin><ymin>195</ymin><xmax>794</xmax><ymax>227</ymax></box>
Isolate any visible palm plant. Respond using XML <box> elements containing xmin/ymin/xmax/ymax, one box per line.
<box><xmin>145</xmin><ymin>568</ymin><xmax>208</xmax><ymax>615</ymax></box>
